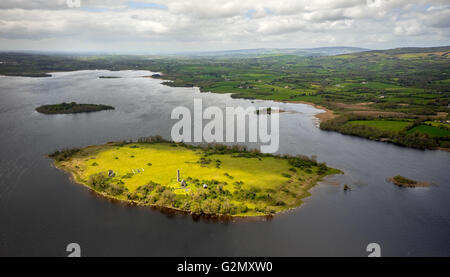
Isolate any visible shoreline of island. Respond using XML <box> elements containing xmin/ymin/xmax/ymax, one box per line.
<box><xmin>58</xmin><ymin>166</ymin><xmax>277</xmax><ymax>222</ymax></box>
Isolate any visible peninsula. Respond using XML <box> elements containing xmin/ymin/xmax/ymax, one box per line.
<box><xmin>50</xmin><ymin>137</ymin><xmax>341</xmax><ymax>217</ymax></box>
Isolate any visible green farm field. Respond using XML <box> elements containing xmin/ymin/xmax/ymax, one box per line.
<box><xmin>348</xmin><ymin>120</ymin><xmax>412</xmax><ymax>132</ymax></box>
<box><xmin>52</xmin><ymin>141</ymin><xmax>340</xmax><ymax>217</ymax></box>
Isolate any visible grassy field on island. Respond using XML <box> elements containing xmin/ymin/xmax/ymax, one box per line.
<box><xmin>51</xmin><ymin>139</ymin><xmax>341</xmax><ymax>217</ymax></box>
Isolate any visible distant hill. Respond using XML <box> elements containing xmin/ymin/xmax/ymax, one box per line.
<box><xmin>182</xmin><ymin>47</ymin><xmax>370</xmax><ymax>58</ymax></box>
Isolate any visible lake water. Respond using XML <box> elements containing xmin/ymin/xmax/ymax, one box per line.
<box><xmin>0</xmin><ymin>70</ymin><xmax>448</xmax><ymax>257</ymax></box>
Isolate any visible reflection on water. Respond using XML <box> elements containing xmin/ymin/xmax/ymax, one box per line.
<box><xmin>0</xmin><ymin>70</ymin><xmax>449</xmax><ymax>256</ymax></box>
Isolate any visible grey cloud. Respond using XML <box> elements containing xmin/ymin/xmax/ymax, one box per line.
<box><xmin>0</xmin><ymin>0</ymin><xmax>448</xmax><ymax>52</ymax></box>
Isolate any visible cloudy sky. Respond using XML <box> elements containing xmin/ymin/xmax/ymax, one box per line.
<box><xmin>0</xmin><ymin>0</ymin><xmax>449</xmax><ymax>53</ymax></box>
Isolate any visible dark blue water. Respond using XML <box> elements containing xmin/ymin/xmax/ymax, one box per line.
<box><xmin>0</xmin><ymin>70</ymin><xmax>448</xmax><ymax>257</ymax></box>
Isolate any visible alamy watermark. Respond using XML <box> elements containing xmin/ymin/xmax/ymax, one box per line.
<box><xmin>64</xmin><ymin>241</ymin><xmax>380</xmax><ymax>257</ymax></box>
<box><xmin>171</xmin><ymin>99</ymin><xmax>280</xmax><ymax>153</ymax></box>
<box><xmin>66</xmin><ymin>0</ymin><xmax>81</xmax><ymax>8</ymax></box>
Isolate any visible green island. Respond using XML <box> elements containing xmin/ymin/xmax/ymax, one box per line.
<box><xmin>36</xmin><ymin>102</ymin><xmax>115</xmax><ymax>114</ymax></box>
<box><xmin>50</xmin><ymin>137</ymin><xmax>341</xmax><ymax>217</ymax></box>
<box><xmin>2</xmin><ymin>46</ymin><xmax>449</xmax><ymax>149</ymax></box>
<box><xmin>388</xmin><ymin>176</ymin><xmax>431</xmax><ymax>188</ymax></box>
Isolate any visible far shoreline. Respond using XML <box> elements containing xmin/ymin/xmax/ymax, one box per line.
<box><xmin>143</xmin><ymin>73</ymin><xmax>336</xmax><ymax>124</ymax></box>
<box><xmin>55</xmin><ymin>157</ymin><xmax>338</xmax><ymax>222</ymax></box>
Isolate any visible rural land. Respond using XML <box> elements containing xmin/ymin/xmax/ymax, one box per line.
<box><xmin>1</xmin><ymin>46</ymin><xmax>449</xmax><ymax>149</ymax></box>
